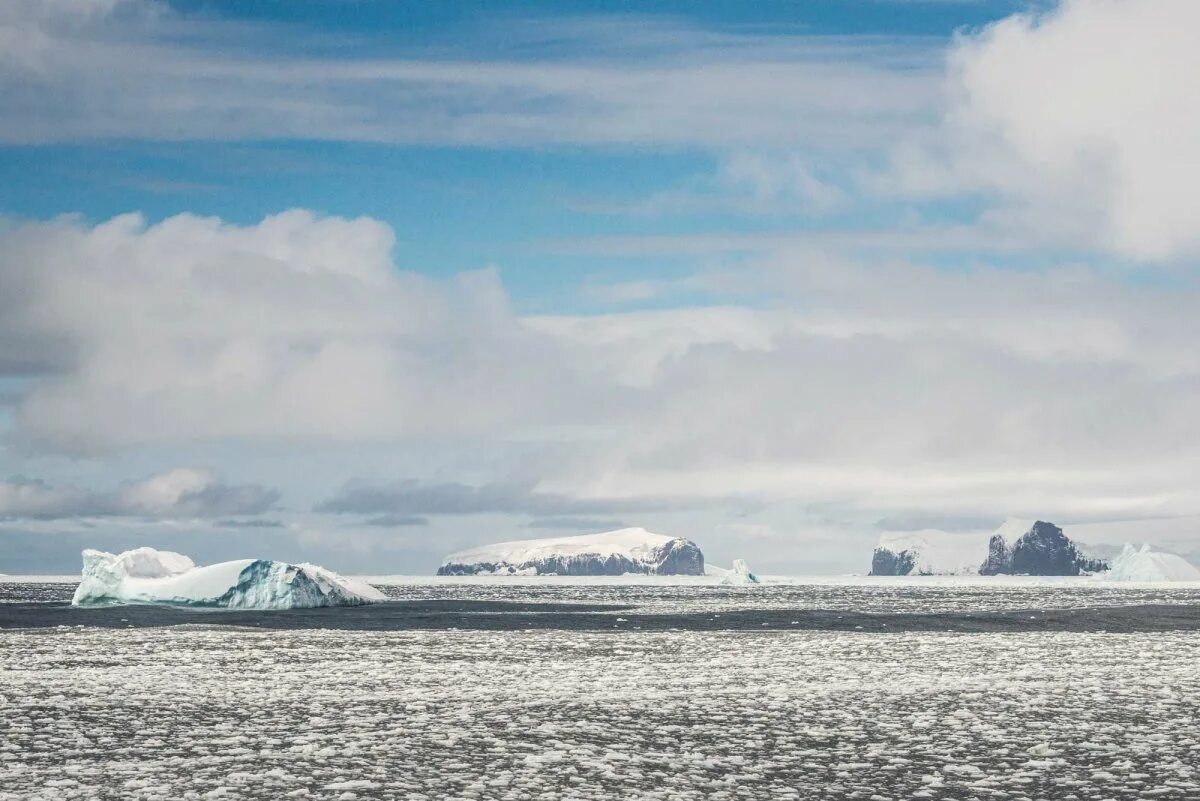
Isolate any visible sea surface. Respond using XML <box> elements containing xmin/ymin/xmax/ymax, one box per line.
<box><xmin>3</xmin><ymin>576</ymin><xmax>1200</xmax><ymax>800</ymax></box>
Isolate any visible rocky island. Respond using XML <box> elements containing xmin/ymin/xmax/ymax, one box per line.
<box><xmin>870</xmin><ymin>519</ymin><xmax>1108</xmax><ymax>576</ymax></box>
<box><xmin>438</xmin><ymin>527</ymin><xmax>705</xmax><ymax>576</ymax></box>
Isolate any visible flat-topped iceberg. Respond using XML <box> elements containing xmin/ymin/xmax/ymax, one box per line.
<box><xmin>869</xmin><ymin>529</ymin><xmax>986</xmax><ymax>576</ymax></box>
<box><xmin>71</xmin><ymin>547</ymin><xmax>386</xmax><ymax>609</ymax></box>
<box><xmin>438</xmin><ymin>527</ymin><xmax>705</xmax><ymax>576</ymax></box>
<box><xmin>1101</xmin><ymin>544</ymin><xmax>1200</xmax><ymax>582</ymax></box>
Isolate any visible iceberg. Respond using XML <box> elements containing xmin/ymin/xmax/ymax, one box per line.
<box><xmin>71</xmin><ymin>548</ymin><xmax>387</xmax><ymax>609</ymax></box>
<box><xmin>720</xmin><ymin>559</ymin><xmax>760</xmax><ymax>585</ymax></box>
<box><xmin>438</xmin><ymin>527</ymin><xmax>705</xmax><ymax>576</ymax></box>
<box><xmin>1101</xmin><ymin>544</ymin><xmax>1200</xmax><ymax>582</ymax></box>
<box><xmin>869</xmin><ymin>530</ymin><xmax>986</xmax><ymax>576</ymax></box>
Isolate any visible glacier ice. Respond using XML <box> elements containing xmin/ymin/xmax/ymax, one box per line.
<box><xmin>1101</xmin><ymin>543</ymin><xmax>1200</xmax><ymax>582</ymax></box>
<box><xmin>70</xmin><ymin>548</ymin><xmax>387</xmax><ymax>609</ymax></box>
<box><xmin>870</xmin><ymin>529</ymin><xmax>987</xmax><ymax>576</ymax></box>
<box><xmin>438</xmin><ymin>527</ymin><xmax>705</xmax><ymax>576</ymax></box>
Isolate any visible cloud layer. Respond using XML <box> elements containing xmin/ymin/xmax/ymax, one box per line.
<box><xmin>0</xmin><ymin>1</ymin><xmax>936</xmax><ymax>150</ymax></box>
<box><xmin>4</xmin><ymin>208</ymin><xmax>1200</xmax><ymax>533</ymax></box>
<box><xmin>0</xmin><ymin>468</ymin><xmax>277</xmax><ymax>521</ymax></box>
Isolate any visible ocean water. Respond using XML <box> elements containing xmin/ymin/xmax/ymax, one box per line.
<box><xmin>3</xmin><ymin>577</ymin><xmax>1199</xmax><ymax>800</ymax></box>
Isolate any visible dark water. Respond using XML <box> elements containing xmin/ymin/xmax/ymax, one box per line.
<box><xmin>3</xmin><ymin>579</ymin><xmax>1199</xmax><ymax>800</ymax></box>
<box><xmin>5</xmin><ymin>598</ymin><xmax>1200</xmax><ymax>633</ymax></box>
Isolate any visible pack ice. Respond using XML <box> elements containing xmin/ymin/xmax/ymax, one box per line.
<box><xmin>1101</xmin><ymin>543</ymin><xmax>1200</xmax><ymax>582</ymax></box>
<box><xmin>437</xmin><ymin>527</ymin><xmax>705</xmax><ymax>575</ymax></box>
<box><xmin>70</xmin><ymin>547</ymin><xmax>386</xmax><ymax>609</ymax></box>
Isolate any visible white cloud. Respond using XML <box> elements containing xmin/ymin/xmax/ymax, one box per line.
<box><xmin>0</xmin><ymin>468</ymin><xmax>276</xmax><ymax>520</ymax></box>
<box><xmin>0</xmin><ymin>0</ymin><xmax>938</xmax><ymax>149</ymax></box>
<box><xmin>938</xmin><ymin>0</ymin><xmax>1200</xmax><ymax>260</ymax></box>
<box><xmin>7</xmin><ymin>210</ymin><xmax>1200</xmax><ymax>533</ymax></box>
<box><xmin>0</xmin><ymin>210</ymin><xmax>611</xmax><ymax>451</ymax></box>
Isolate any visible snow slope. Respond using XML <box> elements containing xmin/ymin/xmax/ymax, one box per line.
<box><xmin>872</xmin><ymin>530</ymin><xmax>987</xmax><ymax>576</ymax></box>
<box><xmin>439</xmin><ymin>527</ymin><xmax>704</xmax><ymax>576</ymax></box>
<box><xmin>1102</xmin><ymin>544</ymin><xmax>1200</xmax><ymax>582</ymax></box>
<box><xmin>71</xmin><ymin>548</ymin><xmax>386</xmax><ymax>609</ymax></box>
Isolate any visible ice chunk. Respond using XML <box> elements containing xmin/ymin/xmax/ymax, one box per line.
<box><xmin>71</xmin><ymin>548</ymin><xmax>386</xmax><ymax>609</ymax></box>
<box><xmin>720</xmin><ymin>559</ymin><xmax>760</xmax><ymax>585</ymax></box>
<box><xmin>1101</xmin><ymin>543</ymin><xmax>1200</xmax><ymax>582</ymax></box>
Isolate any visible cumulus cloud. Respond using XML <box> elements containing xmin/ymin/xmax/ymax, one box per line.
<box><xmin>8</xmin><ymin>209</ymin><xmax>1200</xmax><ymax>530</ymax></box>
<box><xmin>0</xmin><ymin>210</ymin><xmax>607</xmax><ymax>452</ymax></box>
<box><xmin>937</xmin><ymin>0</ymin><xmax>1200</xmax><ymax>260</ymax></box>
<box><xmin>0</xmin><ymin>468</ymin><xmax>277</xmax><ymax>520</ymax></box>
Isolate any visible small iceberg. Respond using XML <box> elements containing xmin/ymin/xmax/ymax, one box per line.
<box><xmin>71</xmin><ymin>547</ymin><xmax>387</xmax><ymax>609</ymax></box>
<box><xmin>720</xmin><ymin>559</ymin><xmax>760</xmax><ymax>585</ymax></box>
<box><xmin>1100</xmin><ymin>543</ymin><xmax>1200</xmax><ymax>582</ymax></box>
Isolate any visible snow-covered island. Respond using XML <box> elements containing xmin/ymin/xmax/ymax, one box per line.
<box><xmin>869</xmin><ymin>519</ymin><xmax>1200</xmax><ymax>581</ymax></box>
<box><xmin>71</xmin><ymin>547</ymin><xmax>386</xmax><ymax>609</ymax></box>
<box><xmin>871</xmin><ymin>519</ymin><xmax>1107</xmax><ymax>577</ymax></box>
<box><xmin>437</xmin><ymin>527</ymin><xmax>705</xmax><ymax>576</ymax></box>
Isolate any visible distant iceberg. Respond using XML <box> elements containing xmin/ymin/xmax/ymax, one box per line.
<box><xmin>869</xmin><ymin>529</ymin><xmax>986</xmax><ymax>576</ymax></box>
<box><xmin>1101</xmin><ymin>544</ymin><xmax>1200</xmax><ymax>582</ymax></box>
<box><xmin>71</xmin><ymin>548</ymin><xmax>386</xmax><ymax>609</ymax></box>
<box><xmin>438</xmin><ymin>527</ymin><xmax>705</xmax><ymax>576</ymax></box>
<box><xmin>720</xmin><ymin>559</ymin><xmax>760</xmax><ymax>585</ymax></box>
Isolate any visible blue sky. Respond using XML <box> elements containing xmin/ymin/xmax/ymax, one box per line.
<box><xmin>0</xmin><ymin>1</ymin><xmax>1029</xmax><ymax>310</ymax></box>
<box><xmin>3</xmin><ymin>0</ymin><xmax>1200</xmax><ymax>574</ymax></box>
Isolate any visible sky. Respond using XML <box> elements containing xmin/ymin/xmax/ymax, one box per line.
<box><xmin>3</xmin><ymin>0</ymin><xmax>1200</xmax><ymax>574</ymax></box>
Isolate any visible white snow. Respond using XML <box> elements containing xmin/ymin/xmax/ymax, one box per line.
<box><xmin>721</xmin><ymin>559</ymin><xmax>760</xmax><ymax>585</ymax></box>
<box><xmin>1101</xmin><ymin>544</ymin><xmax>1200</xmax><ymax>582</ymax></box>
<box><xmin>442</xmin><ymin>527</ymin><xmax>683</xmax><ymax>572</ymax></box>
<box><xmin>70</xmin><ymin>548</ymin><xmax>386</xmax><ymax>609</ymax></box>
<box><xmin>875</xmin><ymin>529</ymin><xmax>989</xmax><ymax>575</ymax></box>
<box><xmin>990</xmin><ymin>517</ymin><xmax>1035</xmax><ymax>543</ymax></box>
<box><xmin>103</xmin><ymin>546</ymin><xmax>195</xmax><ymax>578</ymax></box>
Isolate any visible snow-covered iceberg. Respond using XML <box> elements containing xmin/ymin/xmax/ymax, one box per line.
<box><xmin>1101</xmin><ymin>544</ymin><xmax>1200</xmax><ymax>582</ymax></box>
<box><xmin>71</xmin><ymin>548</ymin><xmax>386</xmax><ymax>609</ymax></box>
<box><xmin>869</xmin><ymin>530</ymin><xmax>986</xmax><ymax>576</ymax></box>
<box><xmin>720</xmin><ymin>559</ymin><xmax>760</xmax><ymax>585</ymax></box>
<box><xmin>437</xmin><ymin>527</ymin><xmax>705</xmax><ymax>576</ymax></box>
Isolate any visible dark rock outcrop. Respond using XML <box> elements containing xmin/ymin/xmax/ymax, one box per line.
<box><xmin>870</xmin><ymin>548</ymin><xmax>917</xmax><ymax>576</ymax></box>
<box><xmin>978</xmin><ymin>521</ymin><xmax>1108</xmax><ymax>576</ymax></box>
<box><xmin>979</xmin><ymin>534</ymin><xmax>1013</xmax><ymax>576</ymax></box>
